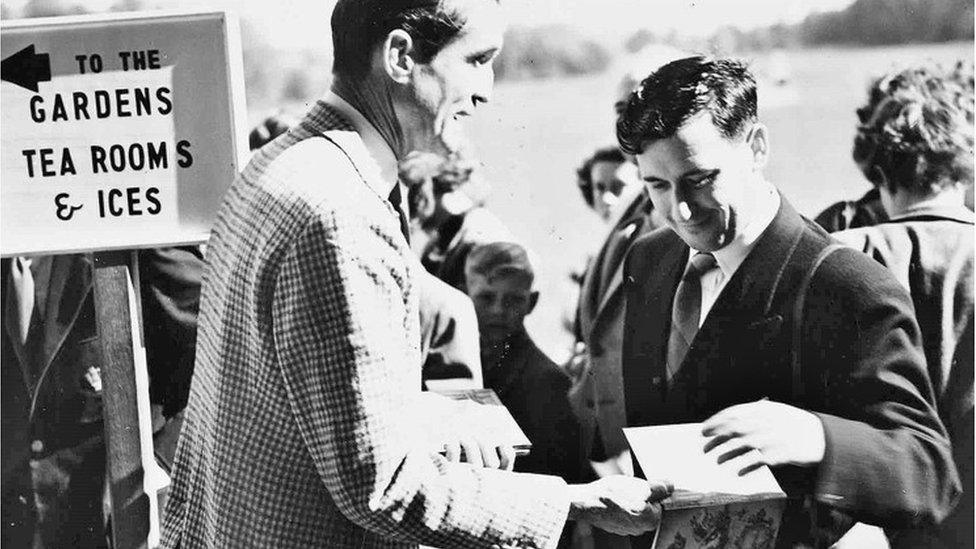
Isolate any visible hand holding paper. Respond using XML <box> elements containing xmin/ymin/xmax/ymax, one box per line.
<box><xmin>568</xmin><ymin>476</ymin><xmax>673</xmax><ymax>536</ymax></box>
<box><xmin>420</xmin><ymin>389</ymin><xmax>525</xmax><ymax>470</ymax></box>
<box><xmin>702</xmin><ymin>399</ymin><xmax>826</xmax><ymax>472</ymax></box>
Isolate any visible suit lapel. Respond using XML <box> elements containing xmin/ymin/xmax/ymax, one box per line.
<box><xmin>2</xmin><ymin>259</ymin><xmax>30</xmax><ymax>386</ymax></box>
<box><xmin>623</xmin><ymin>229</ymin><xmax>687</xmax><ymax>427</ymax></box>
<box><xmin>592</xmin><ymin>219</ymin><xmax>643</xmax><ymax>320</ymax></box>
<box><xmin>578</xmin><ymin>220</ymin><xmax>618</xmax><ymax>334</ymax></box>
<box><xmin>589</xmin><ymin>202</ymin><xmax>658</xmax><ymax>339</ymax></box>
<box><xmin>680</xmin><ymin>197</ymin><xmax>807</xmax><ymax>388</ymax></box>
<box><xmin>32</xmin><ymin>254</ymin><xmax>94</xmax><ymax>396</ymax></box>
<box><xmin>636</xmin><ymin>233</ymin><xmax>687</xmax><ymax>372</ymax></box>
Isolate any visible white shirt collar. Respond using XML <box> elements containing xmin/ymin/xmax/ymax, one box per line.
<box><xmin>691</xmin><ymin>184</ymin><xmax>780</xmax><ymax>278</ymax></box>
<box><xmin>323</xmin><ymin>91</ymin><xmax>399</xmax><ymax>189</ymax></box>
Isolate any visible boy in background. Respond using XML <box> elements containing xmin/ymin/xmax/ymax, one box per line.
<box><xmin>463</xmin><ymin>242</ymin><xmax>584</xmax><ymax>484</ymax></box>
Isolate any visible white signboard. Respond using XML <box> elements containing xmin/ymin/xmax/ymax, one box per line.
<box><xmin>1</xmin><ymin>10</ymin><xmax>248</xmax><ymax>256</ymax></box>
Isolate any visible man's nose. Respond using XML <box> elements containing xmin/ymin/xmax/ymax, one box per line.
<box><xmin>670</xmin><ymin>188</ymin><xmax>696</xmax><ymax>222</ymax></box>
<box><xmin>487</xmin><ymin>299</ymin><xmax>505</xmax><ymax>315</ymax></box>
<box><xmin>472</xmin><ymin>68</ymin><xmax>494</xmax><ymax>108</ymax></box>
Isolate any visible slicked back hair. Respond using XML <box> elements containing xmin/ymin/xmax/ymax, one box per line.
<box><xmin>617</xmin><ymin>56</ymin><xmax>758</xmax><ymax>155</ymax></box>
<box><xmin>331</xmin><ymin>0</ymin><xmax>489</xmax><ymax>81</ymax></box>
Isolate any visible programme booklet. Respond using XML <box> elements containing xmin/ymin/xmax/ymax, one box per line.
<box><xmin>432</xmin><ymin>388</ymin><xmax>532</xmax><ymax>456</ymax></box>
<box><xmin>625</xmin><ymin>423</ymin><xmax>788</xmax><ymax>549</ymax></box>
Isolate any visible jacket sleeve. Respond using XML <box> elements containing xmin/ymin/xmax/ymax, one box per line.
<box><xmin>271</xmin><ymin>212</ymin><xmax>569</xmax><ymax>549</ymax></box>
<box><xmin>418</xmin><ymin>272</ymin><xmax>483</xmax><ymax>389</ymax></box>
<box><xmin>806</xmin><ymin>247</ymin><xmax>961</xmax><ymax>529</ymax></box>
<box><xmin>138</xmin><ymin>246</ymin><xmax>204</xmax><ymax>419</ymax></box>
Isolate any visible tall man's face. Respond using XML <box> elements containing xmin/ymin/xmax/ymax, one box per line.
<box><xmin>404</xmin><ymin>1</ymin><xmax>504</xmax><ymax>154</ymax></box>
<box><xmin>635</xmin><ymin>114</ymin><xmax>767</xmax><ymax>252</ymax></box>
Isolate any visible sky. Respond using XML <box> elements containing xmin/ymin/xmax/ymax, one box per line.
<box><xmin>4</xmin><ymin>0</ymin><xmax>860</xmax><ymax>52</ymax></box>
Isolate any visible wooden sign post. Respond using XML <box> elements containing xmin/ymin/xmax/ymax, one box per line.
<box><xmin>93</xmin><ymin>251</ymin><xmax>155</xmax><ymax>548</ymax></box>
<box><xmin>1</xmin><ymin>10</ymin><xmax>246</xmax><ymax>548</ymax></box>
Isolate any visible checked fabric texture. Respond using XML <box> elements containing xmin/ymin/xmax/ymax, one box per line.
<box><xmin>160</xmin><ymin>101</ymin><xmax>569</xmax><ymax>549</ymax></box>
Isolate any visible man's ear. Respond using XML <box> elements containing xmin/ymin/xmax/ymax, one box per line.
<box><xmin>746</xmin><ymin>123</ymin><xmax>769</xmax><ymax>171</ymax></box>
<box><xmin>383</xmin><ymin>29</ymin><xmax>415</xmax><ymax>84</ymax></box>
<box><xmin>527</xmin><ymin>291</ymin><xmax>539</xmax><ymax>314</ymax></box>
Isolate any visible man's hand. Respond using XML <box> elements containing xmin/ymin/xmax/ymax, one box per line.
<box><xmin>568</xmin><ymin>476</ymin><xmax>673</xmax><ymax>536</ymax></box>
<box><xmin>701</xmin><ymin>400</ymin><xmax>826</xmax><ymax>474</ymax></box>
<box><xmin>423</xmin><ymin>395</ymin><xmax>516</xmax><ymax>470</ymax></box>
<box><xmin>442</xmin><ymin>437</ymin><xmax>516</xmax><ymax>471</ymax></box>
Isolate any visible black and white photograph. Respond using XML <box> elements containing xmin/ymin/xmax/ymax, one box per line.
<box><xmin>0</xmin><ymin>0</ymin><xmax>972</xmax><ymax>547</ymax></box>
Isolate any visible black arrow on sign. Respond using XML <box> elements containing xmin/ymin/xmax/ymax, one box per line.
<box><xmin>1</xmin><ymin>44</ymin><xmax>51</xmax><ymax>92</ymax></box>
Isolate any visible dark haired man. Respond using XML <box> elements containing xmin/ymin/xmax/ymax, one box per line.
<box><xmin>161</xmin><ymin>2</ymin><xmax>671</xmax><ymax>547</ymax></box>
<box><xmin>616</xmin><ymin>56</ymin><xmax>960</xmax><ymax>547</ymax></box>
<box><xmin>836</xmin><ymin>62</ymin><xmax>974</xmax><ymax>549</ymax></box>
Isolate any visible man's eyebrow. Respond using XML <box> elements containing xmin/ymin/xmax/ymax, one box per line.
<box><xmin>642</xmin><ymin>175</ymin><xmax>668</xmax><ymax>183</ymax></box>
<box><xmin>683</xmin><ymin>168</ymin><xmax>720</xmax><ymax>181</ymax></box>
<box><xmin>469</xmin><ymin>47</ymin><xmax>500</xmax><ymax>59</ymax></box>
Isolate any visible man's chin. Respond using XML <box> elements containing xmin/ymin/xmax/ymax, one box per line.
<box><xmin>437</xmin><ymin>121</ymin><xmax>467</xmax><ymax>154</ymax></box>
<box><xmin>677</xmin><ymin>228</ymin><xmax>724</xmax><ymax>252</ymax></box>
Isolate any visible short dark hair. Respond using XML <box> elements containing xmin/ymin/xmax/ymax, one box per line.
<box><xmin>576</xmin><ymin>146</ymin><xmax>625</xmax><ymax>207</ymax></box>
<box><xmin>331</xmin><ymin>0</ymin><xmax>484</xmax><ymax>81</ymax></box>
<box><xmin>616</xmin><ymin>56</ymin><xmax>758</xmax><ymax>155</ymax></box>
<box><xmin>465</xmin><ymin>241</ymin><xmax>535</xmax><ymax>286</ymax></box>
<box><xmin>853</xmin><ymin>61</ymin><xmax>974</xmax><ymax>194</ymax></box>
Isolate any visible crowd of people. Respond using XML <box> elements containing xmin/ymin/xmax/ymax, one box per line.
<box><xmin>2</xmin><ymin>1</ymin><xmax>973</xmax><ymax>548</ymax></box>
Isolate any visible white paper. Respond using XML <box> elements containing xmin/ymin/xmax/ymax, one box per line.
<box><xmin>624</xmin><ymin>423</ymin><xmax>784</xmax><ymax>496</ymax></box>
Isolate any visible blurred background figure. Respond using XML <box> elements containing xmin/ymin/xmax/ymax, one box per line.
<box><xmin>574</xmin><ymin>146</ymin><xmax>643</xmax><ymax>223</ymax></box>
<box><xmin>400</xmin><ymin>152</ymin><xmax>486</xmax><ymax>390</ymax></box>
<box><xmin>247</xmin><ymin>111</ymin><xmax>299</xmax><ymax>152</ymax></box>
<box><xmin>813</xmin><ymin>186</ymin><xmax>888</xmax><ymax>232</ymax></box>
<box><xmin>401</xmin><ymin>150</ymin><xmax>513</xmax><ymax>290</ymax></box>
<box><xmin>835</xmin><ymin>60</ymin><xmax>974</xmax><ymax>549</ymax></box>
<box><xmin>1</xmin><ymin>248</ymin><xmax>202</xmax><ymax>548</ymax></box>
<box><xmin>464</xmin><ymin>242</ymin><xmax>583</xmax><ymax>483</ymax></box>
<box><xmin>464</xmin><ymin>242</ymin><xmax>583</xmax><ymax>549</ymax></box>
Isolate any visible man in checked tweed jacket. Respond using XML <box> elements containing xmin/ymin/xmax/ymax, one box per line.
<box><xmin>161</xmin><ymin>1</ymin><xmax>672</xmax><ymax>547</ymax></box>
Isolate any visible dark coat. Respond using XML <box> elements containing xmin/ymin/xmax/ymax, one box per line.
<box><xmin>837</xmin><ymin>204</ymin><xmax>974</xmax><ymax>549</ymax></box>
<box><xmin>570</xmin><ymin>191</ymin><xmax>659</xmax><ymax>461</ymax></box>
<box><xmin>485</xmin><ymin>330</ymin><xmax>585</xmax><ymax>484</ymax></box>
<box><xmin>621</xmin><ymin>197</ymin><xmax>960</xmax><ymax>547</ymax></box>
<box><xmin>1</xmin><ymin>248</ymin><xmax>202</xmax><ymax>548</ymax></box>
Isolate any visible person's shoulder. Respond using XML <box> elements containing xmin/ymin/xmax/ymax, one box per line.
<box><xmin>832</xmin><ymin>225</ymin><xmax>873</xmax><ymax>251</ymax></box>
<box><xmin>263</xmin><ymin>136</ymin><xmax>362</xmax><ymax>198</ymax></box>
<box><xmin>519</xmin><ymin>338</ymin><xmax>571</xmax><ymax>389</ymax></box>
<box><xmin>627</xmin><ymin>226</ymin><xmax>680</xmax><ymax>268</ymax></box>
<box><xmin>810</xmin><ymin>237</ymin><xmax>909</xmax><ymax>307</ymax></box>
<box><xmin>247</xmin><ymin>133</ymin><xmax>385</xmax><ymax>231</ymax></box>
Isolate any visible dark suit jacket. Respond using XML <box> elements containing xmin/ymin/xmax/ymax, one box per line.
<box><xmin>622</xmin><ymin>196</ymin><xmax>960</xmax><ymax>547</ymax></box>
<box><xmin>837</xmin><ymin>204</ymin><xmax>974</xmax><ymax>549</ymax></box>
<box><xmin>1</xmin><ymin>248</ymin><xmax>202</xmax><ymax>548</ymax></box>
<box><xmin>485</xmin><ymin>329</ymin><xmax>585</xmax><ymax>484</ymax></box>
